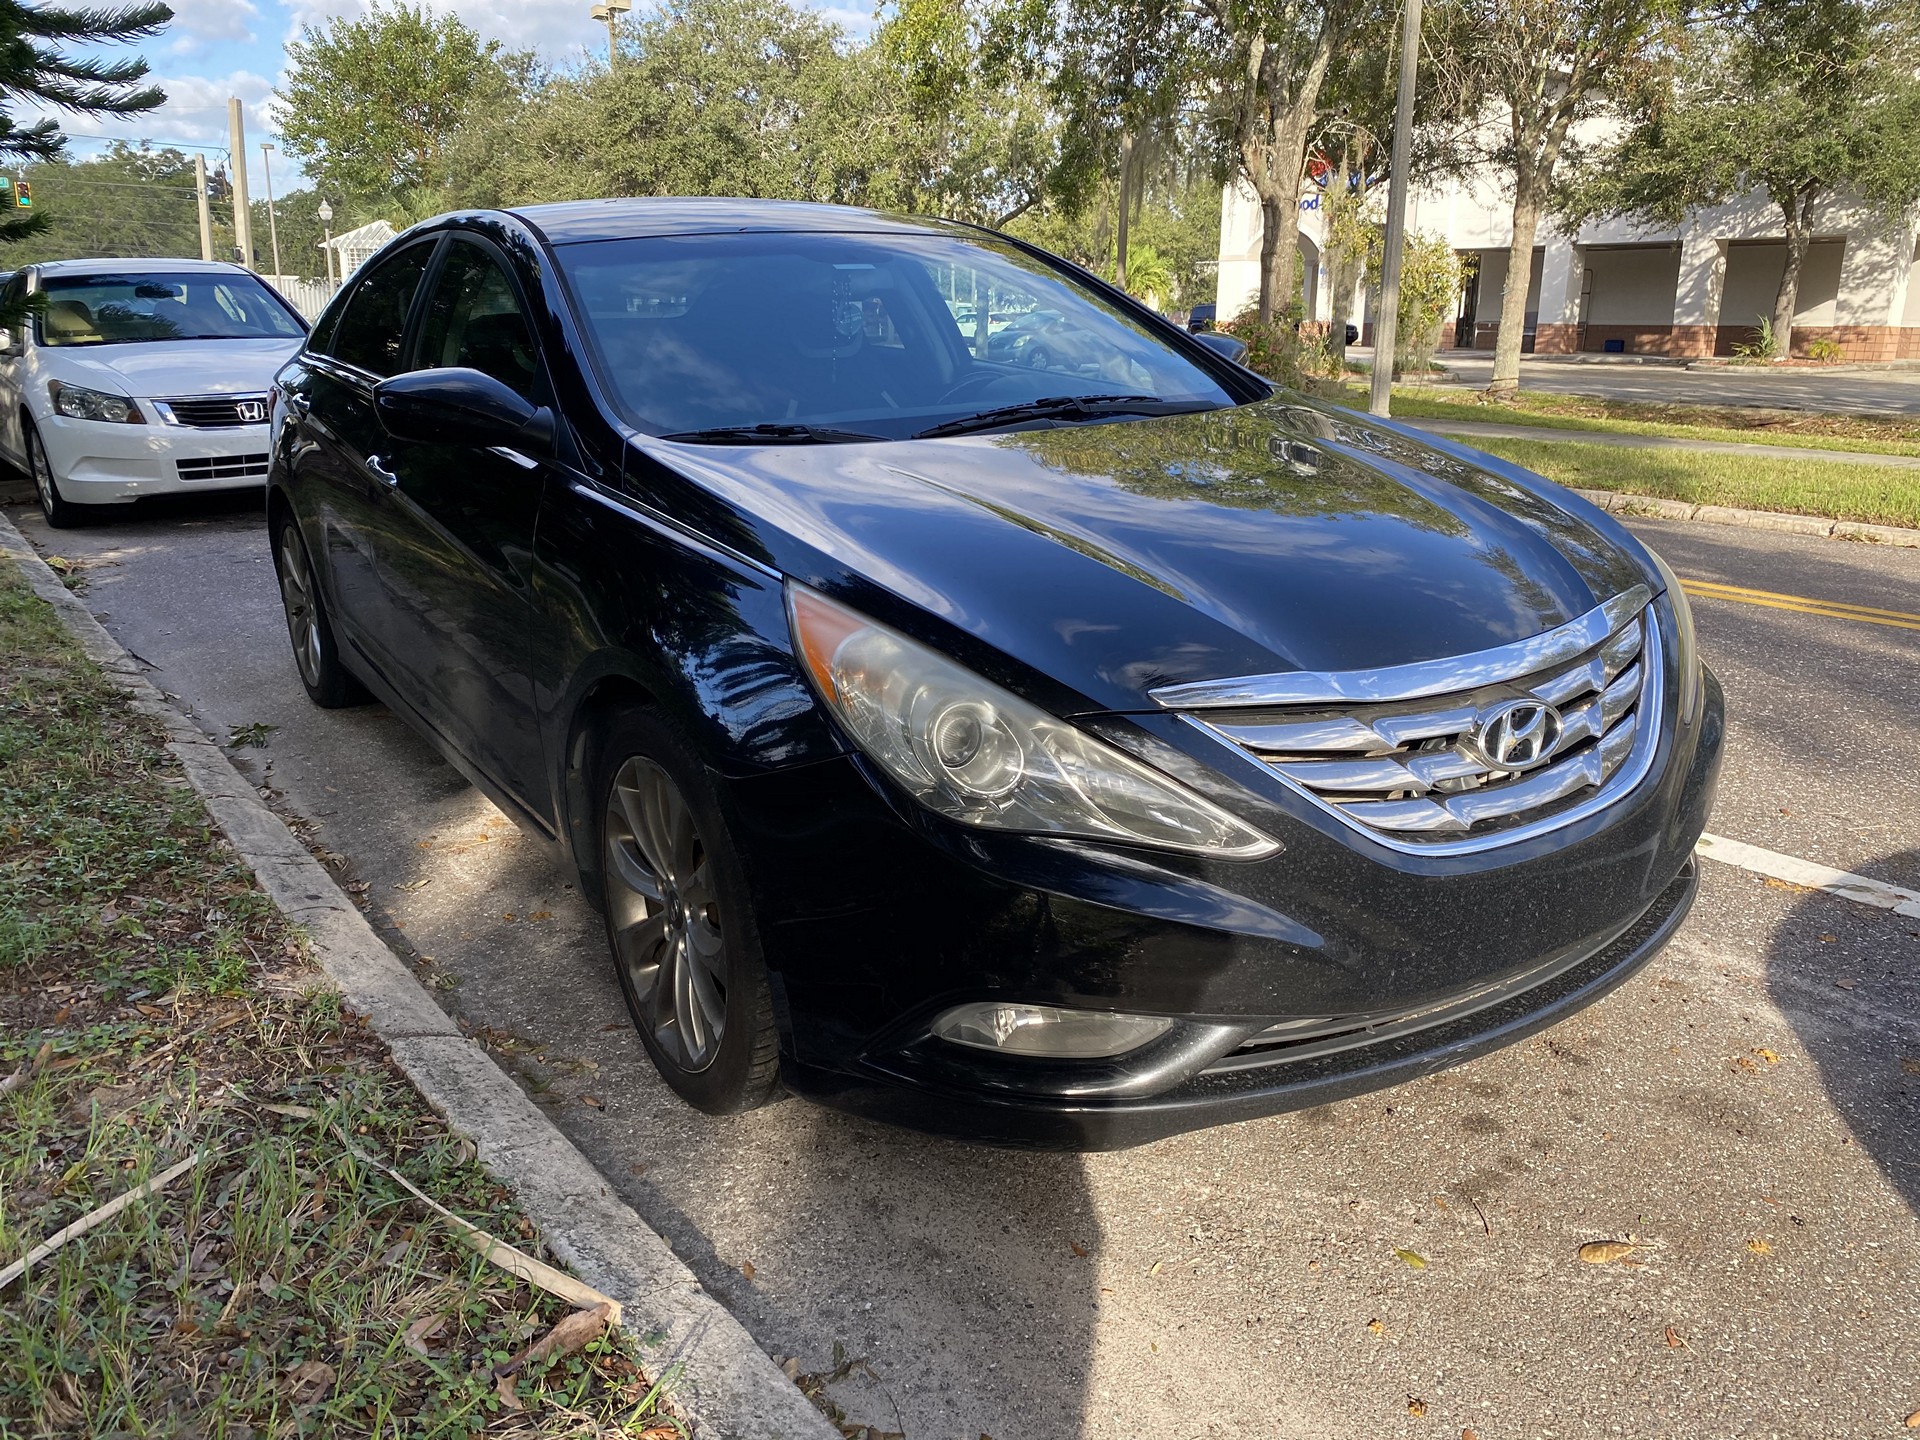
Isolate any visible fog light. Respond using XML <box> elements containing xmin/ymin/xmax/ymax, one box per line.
<box><xmin>931</xmin><ymin>1002</ymin><xmax>1173</xmax><ymax>1058</ymax></box>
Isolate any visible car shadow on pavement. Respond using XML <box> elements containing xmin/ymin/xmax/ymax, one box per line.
<box><xmin>1767</xmin><ymin>850</ymin><xmax>1920</xmax><ymax>1215</ymax></box>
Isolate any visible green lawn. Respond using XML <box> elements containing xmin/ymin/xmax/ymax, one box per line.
<box><xmin>1352</xmin><ymin>385</ymin><xmax>1920</xmax><ymax>460</ymax></box>
<box><xmin>0</xmin><ymin>555</ymin><xmax>681</xmax><ymax>1438</ymax></box>
<box><xmin>1469</xmin><ymin>437</ymin><xmax>1920</xmax><ymax>530</ymax></box>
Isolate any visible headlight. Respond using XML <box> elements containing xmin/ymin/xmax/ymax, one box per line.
<box><xmin>788</xmin><ymin>584</ymin><xmax>1278</xmax><ymax>858</ymax></box>
<box><xmin>49</xmin><ymin>380</ymin><xmax>144</xmax><ymax>424</ymax></box>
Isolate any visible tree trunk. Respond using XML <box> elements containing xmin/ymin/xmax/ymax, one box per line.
<box><xmin>1256</xmin><ymin>192</ymin><xmax>1288</xmax><ymax>321</ymax></box>
<box><xmin>1769</xmin><ymin>189</ymin><xmax>1815</xmax><ymax>358</ymax></box>
<box><xmin>1488</xmin><ymin>176</ymin><xmax>1543</xmax><ymax>395</ymax></box>
<box><xmin>1116</xmin><ymin>132</ymin><xmax>1134</xmax><ymax>290</ymax></box>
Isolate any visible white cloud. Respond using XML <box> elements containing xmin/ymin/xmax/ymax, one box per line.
<box><xmin>280</xmin><ymin>0</ymin><xmax>603</xmax><ymax>55</ymax></box>
<box><xmin>166</xmin><ymin>0</ymin><xmax>262</xmax><ymax>54</ymax></box>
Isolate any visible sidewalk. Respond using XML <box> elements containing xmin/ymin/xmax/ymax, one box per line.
<box><xmin>1401</xmin><ymin>417</ymin><xmax>1920</xmax><ymax>471</ymax></box>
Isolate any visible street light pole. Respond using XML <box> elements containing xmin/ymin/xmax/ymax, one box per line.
<box><xmin>193</xmin><ymin>153</ymin><xmax>213</xmax><ymax>262</ymax></box>
<box><xmin>1369</xmin><ymin>0</ymin><xmax>1422</xmax><ymax>418</ymax></box>
<box><xmin>317</xmin><ymin>200</ymin><xmax>335</xmax><ymax>288</ymax></box>
<box><xmin>260</xmin><ymin>142</ymin><xmax>282</xmax><ymax>278</ymax></box>
<box><xmin>590</xmin><ymin>0</ymin><xmax>631</xmax><ymax>67</ymax></box>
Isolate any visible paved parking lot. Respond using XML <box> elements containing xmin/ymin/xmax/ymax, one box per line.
<box><xmin>9</xmin><ymin>495</ymin><xmax>1919</xmax><ymax>1440</ymax></box>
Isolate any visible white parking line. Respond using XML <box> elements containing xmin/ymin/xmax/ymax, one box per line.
<box><xmin>1696</xmin><ymin>832</ymin><xmax>1920</xmax><ymax>919</ymax></box>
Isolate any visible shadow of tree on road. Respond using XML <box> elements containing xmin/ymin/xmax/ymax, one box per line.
<box><xmin>1767</xmin><ymin>849</ymin><xmax>1920</xmax><ymax>1214</ymax></box>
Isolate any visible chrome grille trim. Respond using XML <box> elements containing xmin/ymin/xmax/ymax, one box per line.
<box><xmin>1171</xmin><ymin>592</ymin><xmax>1666</xmax><ymax>856</ymax></box>
<box><xmin>153</xmin><ymin>394</ymin><xmax>270</xmax><ymax>429</ymax></box>
<box><xmin>1149</xmin><ymin>585</ymin><xmax>1652</xmax><ymax>709</ymax></box>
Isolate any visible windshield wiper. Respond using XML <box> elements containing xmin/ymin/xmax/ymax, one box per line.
<box><xmin>912</xmin><ymin>394</ymin><xmax>1211</xmax><ymax>440</ymax></box>
<box><xmin>658</xmin><ymin>422</ymin><xmax>888</xmax><ymax>444</ymax></box>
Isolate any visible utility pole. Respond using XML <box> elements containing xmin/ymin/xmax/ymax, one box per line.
<box><xmin>228</xmin><ymin>97</ymin><xmax>254</xmax><ymax>269</ymax></box>
<box><xmin>261</xmin><ymin>142</ymin><xmax>282</xmax><ymax>277</ymax></box>
<box><xmin>1369</xmin><ymin>0</ymin><xmax>1422</xmax><ymax>418</ymax></box>
<box><xmin>193</xmin><ymin>153</ymin><xmax>213</xmax><ymax>262</ymax></box>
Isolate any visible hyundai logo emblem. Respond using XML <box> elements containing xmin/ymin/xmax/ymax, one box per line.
<box><xmin>236</xmin><ymin>399</ymin><xmax>268</xmax><ymax>423</ymax></box>
<box><xmin>1470</xmin><ymin>698</ymin><xmax>1564</xmax><ymax>772</ymax></box>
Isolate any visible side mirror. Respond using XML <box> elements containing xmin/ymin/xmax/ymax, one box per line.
<box><xmin>1195</xmin><ymin>331</ymin><xmax>1249</xmax><ymax>366</ymax></box>
<box><xmin>372</xmin><ymin>368</ymin><xmax>554</xmax><ymax>454</ymax></box>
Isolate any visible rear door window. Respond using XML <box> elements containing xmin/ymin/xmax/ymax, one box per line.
<box><xmin>413</xmin><ymin>239</ymin><xmax>544</xmax><ymax>402</ymax></box>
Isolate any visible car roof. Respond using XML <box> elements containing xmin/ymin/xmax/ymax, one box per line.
<box><xmin>504</xmin><ymin>198</ymin><xmax>971</xmax><ymax>246</ymax></box>
<box><xmin>31</xmin><ymin>257</ymin><xmax>253</xmax><ymax>277</ymax></box>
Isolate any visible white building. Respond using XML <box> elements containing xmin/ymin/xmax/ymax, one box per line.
<box><xmin>1217</xmin><ymin>159</ymin><xmax>1920</xmax><ymax>363</ymax></box>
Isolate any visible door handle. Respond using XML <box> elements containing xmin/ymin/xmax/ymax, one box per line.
<box><xmin>366</xmin><ymin>454</ymin><xmax>399</xmax><ymax>488</ymax></box>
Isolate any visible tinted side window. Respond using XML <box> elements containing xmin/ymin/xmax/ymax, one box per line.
<box><xmin>327</xmin><ymin>243</ymin><xmax>434</xmax><ymax>376</ymax></box>
<box><xmin>414</xmin><ymin>240</ymin><xmax>542</xmax><ymax>401</ymax></box>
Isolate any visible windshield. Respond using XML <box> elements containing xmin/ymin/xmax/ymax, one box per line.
<box><xmin>37</xmin><ymin>272</ymin><xmax>307</xmax><ymax>348</ymax></box>
<box><xmin>554</xmin><ymin>230</ymin><xmax>1238</xmax><ymax>441</ymax></box>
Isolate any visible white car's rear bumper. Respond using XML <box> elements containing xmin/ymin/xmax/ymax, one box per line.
<box><xmin>40</xmin><ymin>413</ymin><xmax>271</xmax><ymax>503</ymax></box>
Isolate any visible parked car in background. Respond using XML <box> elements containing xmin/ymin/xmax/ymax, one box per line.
<box><xmin>1187</xmin><ymin>302</ymin><xmax>1217</xmax><ymax>332</ymax></box>
<box><xmin>268</xmin><ymin>200</ymin><xmax>1721</xmax><ymax>1148</ymax></box>
<box><xmin>0</xmin><ymin>258</ymin><xmax>308</xmax><ymax>527</ymax></box>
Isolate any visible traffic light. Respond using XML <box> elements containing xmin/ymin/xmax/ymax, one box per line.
<box><xmin>206</xmin><ymin>168</ymin><xmax>230</xmax><ymax>203</ymax></box>
<box><xmin>15</xmin><ymin>181</ymin><xmax>31</xmax><ymax>209</ymax></box>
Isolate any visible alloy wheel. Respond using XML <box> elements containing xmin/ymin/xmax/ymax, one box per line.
<box><xmin>276</xmin><ymin>529</ymin><xmax>324</xmax><ymax>687</ymax></box>
<box><xmin>603</xmin><ymin>756</ymin><xmax>727</xmax><ymax>1071</ymax></box>
<box><xmin>30</xmin><ymin>435</ymin><xmax>53</xmax><ymax>516</ymax></box>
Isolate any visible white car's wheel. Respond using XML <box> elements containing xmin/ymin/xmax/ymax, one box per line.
<box><xmin>26</xmin><ymin>421</ymin><xmax>82</xmax><ymax>529</ymax></box>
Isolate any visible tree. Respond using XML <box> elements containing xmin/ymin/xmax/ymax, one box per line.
<box><xmin>1572</xmin><ymin>0</ymin><xmax>1920</xmax><ymax>355</ymax></box>
<box><xmin>1433</xmin><ymin>0</ymin><xmax>1686</xmax><ymax>394</ymax></box>
<box><xmin>446</xmin><ymin>0</ymin><xmax>877</xmax><ymax>210</ymax></box>
<box><xmin>276</xmin><ymin>3</ymin><xmax>509</xmax><ymax>208</ymax></box>
<box><xmin>865</xmin><ymin>0</ymin><xmax>1061</xmax><ymax>228</ymax></box>
<box><xmin>7</xmin><ymin>142</ymin><xmax>201</xmax><ymax>263</ymax></box>
<box><xmin>0</xmin><ymin>0</ymin><xmax>172</xmax><ymax>273</ymax></box>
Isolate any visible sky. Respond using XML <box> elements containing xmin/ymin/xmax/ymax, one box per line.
<box><xmin>40</xmin><ymin>0</ymin><xmax>879</xmax><ymax>200</ymax></box>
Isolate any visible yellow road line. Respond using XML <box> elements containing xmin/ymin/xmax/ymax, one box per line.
<box><xmin>1680</xmin><ymin>579</ymin><xmax>1920</xmax><ymax>632</ymax></box>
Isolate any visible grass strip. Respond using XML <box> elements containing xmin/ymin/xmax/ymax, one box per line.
<box><xmin>1465</xmin><ymin>437</ymin><xmax>1920</xmax><ymax>530</ymax></box>
<box><xmin>0</xmin><ymin>552</ymin><xmax>683</xmax><ymax>1438</ymax></box>
<box><xmin>1351</xmin><ymin>385</ymin><xmax>1920</xmax><ymax>459</ymax></box>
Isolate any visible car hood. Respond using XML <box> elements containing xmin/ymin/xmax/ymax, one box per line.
<box><xmin>642</xmin><ymin>395</ymin><xmax>1659</xmax><ymax>714</ymax></box>
<box><xmin>52</xmin><ymin>338</ymin><xmax>301</xmax><ymax>398</ymax></box>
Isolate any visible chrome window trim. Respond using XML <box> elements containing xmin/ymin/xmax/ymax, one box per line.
<box><xmin>1149</xmin><ymin>584</ymin><xmax>1653</xmax><ymax>710</ymax></box>
<box><xmin>1176</xmin><ymin>615</ymin><xmax>1667</xmax><ymax>858</ymax></box>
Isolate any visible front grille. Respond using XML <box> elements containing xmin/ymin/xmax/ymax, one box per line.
<box><xmin>1158</xmin><ymin>587</ymin><xmax>1661</xmax><ymax>852</ymax></box>
<box><xmin>176</xmin><ymin>453</ymin><xmax>269</xmax><ymax>482</ymax></box>
<box><xmin>158</xmin><ymin>394</ymin><xmax>269</xmax><ymax>428</ymax></box>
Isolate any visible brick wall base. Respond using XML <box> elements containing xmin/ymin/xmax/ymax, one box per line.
<box><xmin>1455</xmin><ymin>321</ymin><xmax>1918</xmax><ymax>362</ymax></box>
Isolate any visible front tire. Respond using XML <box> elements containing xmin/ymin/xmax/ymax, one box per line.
<box><xmin>272</xmin><ymin>513</ymin><xmax>369</xmax><ymax>708</ymax></box>
<box><xmin>594</xmin><ymin>708</ymin><xmax>780</xmax><ymax>1115</ymax></box>
<box><xmin>27</xmin><ymin>422</ymin><xmax>83</xmax><ymax>529</ymax></box>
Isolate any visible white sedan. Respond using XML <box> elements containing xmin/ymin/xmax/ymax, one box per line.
<box><xmin>0</xmin><ymin>258</ymin><xmax>309</xmax><ymax>527</ymax></box>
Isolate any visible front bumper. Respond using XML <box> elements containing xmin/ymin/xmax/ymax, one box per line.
<box><xmin>788</xmin><ymin>858</ymin><xmax>1698</xmax><ymax>1148</ymax></box>
<box><xmin>721</xmin><ymin>634</ymin><xmax>1723</xmax><ymax>1146</ymax></box>
<box><xmin>39</xmin><ymin>412</ymin><xmax>271</xmax><ymax>502</ymax></box>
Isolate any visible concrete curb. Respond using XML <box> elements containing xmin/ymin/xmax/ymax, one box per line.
<box><xmin>1568</xmin><ymin>487</ymin><xmax>1920</xmax><ymax>549</ymax></box>
<box><xmin>0</xmin><ymin>512</ymin><xmax>837</xmax><ymax>1440</ymax></box>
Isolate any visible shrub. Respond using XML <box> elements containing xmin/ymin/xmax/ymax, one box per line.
<box><xmin>1731</xmin><ymin>315</ymin><xmax>1780</xmax><ymax>361</ymax></box>
<box><xmin>1805</xmin><ymin>336</ymin><xmax>1843</xmax><ymax>363</ymax></box>
<box><xmin>1222</xmin><ymin>304</ymin><xmax>1306</xmax><ymax>387</ymax></box>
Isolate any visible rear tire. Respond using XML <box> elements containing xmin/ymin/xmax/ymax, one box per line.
<box><xmin>272</xmin><ymin>513</ymin><xmax>369</xmax><ymax>708</ymax></box>
<box><xmin>593</xmin><ymin>707</ymin><xmax>781</xmax><ymax>1115</ymax></box>
<box><xmin>27</xmin><ymin>422</ymin><xmax>83</xmax><ymax>529</ymax></box>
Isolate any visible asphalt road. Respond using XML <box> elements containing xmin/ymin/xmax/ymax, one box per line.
<box><xmin>10</xmin><ymin>494</ymin><xmax>1920</xmax><ymax>1440</ymax></box>
<box><xmin>1429</xmin><ymin>352</ymin><xmax>1920</xmax><ymax>416</ymax></box>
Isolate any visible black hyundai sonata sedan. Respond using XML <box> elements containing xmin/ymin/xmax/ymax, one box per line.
<box><xmin>266</xmin><ymin>199</ymin><xmax>1723</xmax><ymax>1148</ymax></box>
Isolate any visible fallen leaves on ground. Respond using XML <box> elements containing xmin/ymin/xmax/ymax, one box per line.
<box><xmin>740</xmin><ymin>1260</ymin><xmax>756</xmax><ymax>1280</ymax></box>
<box><xmin>1747</xmin><ymin>1238</ymin><xmax>1772</xmax><ymax>1256</ymax></box>
<box><xmin>1407</xmin><ymin>1396</ymin><xmax>1427</xmax><ymax>1417</ymax></box>
<box><xmin>1665</xmin><ymin>1325</ymin><xmax>1689</xmax><ymax>1350</ymax></box>
<box><xmin>1394</xmin><ymin>1248</ymin><xmax>1428</xmax><ymax>1270</ymax></box>
<box><xmin>1753</xmin><ymin>1047</ymin><xmax>1780</xmax><ymax>1064</ymax></box>
<box><xmin>1578</xmin><ymin>1240</ymin><xmax>1640</xmax><ymax>1265</ymax></box>
<box><xmin>284</xmin><ymin>1359</ymin><xmax>335</xmax><ymax>1410</ymax></box>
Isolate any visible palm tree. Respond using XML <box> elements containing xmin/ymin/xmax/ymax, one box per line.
<box><xmin>1123</xmin><ymin>244</ymin><xmax>1174</xmax><ymax>311</ymax></box>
